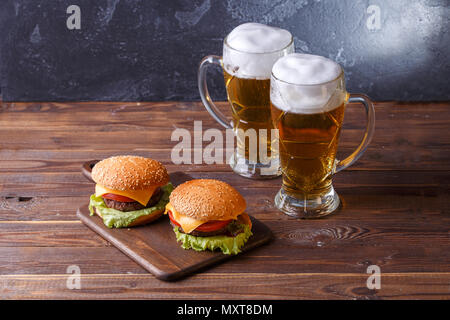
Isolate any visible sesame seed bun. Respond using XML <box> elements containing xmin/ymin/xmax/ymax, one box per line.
<box><xmin>93</xmin><ymin>207</ymin><xmax>164</xmax><ymax>227</ymax></box>
<box><xmin>91</xmin><ymin>155</ymin><xmax>169</xmax><ymax>191</ymax></box>
<box><xmin>169</xmin><ymin>179</ymin><xmax>246</xmax><ymax>221</ymax></box>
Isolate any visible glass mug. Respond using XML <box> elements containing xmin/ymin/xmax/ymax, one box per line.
<box><xmin>270</xmin><ymin>55</ymin><xmax>375</xmax><ymax>218</ymax></box>
<box><xmin>198</xmin><ymin>28</ymin><xmax>294</xmax><ymax>179</ymax></box>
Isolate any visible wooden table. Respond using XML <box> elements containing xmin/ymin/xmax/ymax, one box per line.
<box><xmin>0</xmin><ymin>101</ymin><xmax>449</xmax><ymax>299</ymax></box>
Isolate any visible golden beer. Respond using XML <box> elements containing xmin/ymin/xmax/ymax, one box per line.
<box><xmin>223</xmin><ymin>69</ymin><xmax>275</xmax><ymax>161</ymax></box>
<box><xmin>199</xmin><ymin>23</ymin><xmax>294</xmax><ymax>178</ymax></box>
<box><xmin>271</xmin><ymin>102</ymin><xmax>346</xmax><ymax>196</ymax></box>
<box><xmin>270</xmin><ymin>53</ymin><xmax>375</xmax><ymax>218</ymax></box>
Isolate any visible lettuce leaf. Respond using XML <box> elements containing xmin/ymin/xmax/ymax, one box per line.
<box><xmin>89</xmin><ymin>183</ymin><xmax>173</xmax><ymax>228</ymax></box>
<box><xmin>173</xmin><ymin>223</ymin><xmax>252</xmax><ymax>255</ymax></box>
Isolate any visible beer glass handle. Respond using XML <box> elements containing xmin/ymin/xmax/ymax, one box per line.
<box><xmin>198</xmin><ymin>55</ymin><xmax>232</xmax><ymax>129</ymax></box>
<box><xmin>335</xmin><ymin>94</ymin><xmax>375</xmax><ymax>173</ymax></box>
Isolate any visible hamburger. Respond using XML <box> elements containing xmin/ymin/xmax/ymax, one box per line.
<box><xmin>165</xmin><ymin>179</ymin><xmax>252</xmax><ymax>255</ymax></box>
<box><xmin>88</xmin><ymin>155</ymin><xmax>172</xmax><ymax>228</ymax></box>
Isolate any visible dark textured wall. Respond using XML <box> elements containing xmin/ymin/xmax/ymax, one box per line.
<box><xmin>0</xmin><ymin>0</ymin><xmax>448</xmax><ymax>102</ymax></box>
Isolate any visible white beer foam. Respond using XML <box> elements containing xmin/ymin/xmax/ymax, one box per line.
<box><xmin>223</xmin><ymin>23</ymin><xmax>293</xmax><ymax>79</ymax></box>
<box><xmin>271</xmin><ymin>53</ymin><xmax>344</xmax><ymax>114</ymax></box>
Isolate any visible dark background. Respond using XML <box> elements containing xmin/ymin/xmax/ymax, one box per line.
<box><xmin>0</xmin><ymin>0</ymin><xmax>448</xmax><ymax>102</ymax></box>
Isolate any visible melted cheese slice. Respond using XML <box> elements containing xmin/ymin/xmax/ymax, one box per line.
<box><xmin>164</xmin><ymin>203</ymin><xmax>207</xmax><ymax>234</ymax></box>
<box><xmin>95</xmin><ymin>184</ymin><xmax>158</xmax><ymax>206</ymax></box>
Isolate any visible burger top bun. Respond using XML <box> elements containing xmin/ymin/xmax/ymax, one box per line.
<box><xmin>92</xmin><ymin>155</ymin><xmax>169</xmax><ymax>191</ymax></box>
<box><xmin>169</xmin><ymin>179</ymin><xmax>246</xmax><ymax>221</ymax></box>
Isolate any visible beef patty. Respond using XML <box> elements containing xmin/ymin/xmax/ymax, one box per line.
<box><xmin>103</xmin><ymin>187</ymin><xmax>162</xmax><ymax>212</ymax></box>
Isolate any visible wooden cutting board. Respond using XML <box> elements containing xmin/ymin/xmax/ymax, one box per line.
<box><xmin>77</xmin><ymin>168</ymin><xmax>273</xmax><ymax>281</ymax></box>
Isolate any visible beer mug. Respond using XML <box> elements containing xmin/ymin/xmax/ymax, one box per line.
<box><xmin>198</xmin><ymin>23</ymin><xmax>294</xmax><ymax>179</ymax></box>
<box><xmin>270</xmin><ymin>53</ymin><xmax>375</xmax><ymax>218</ymax></box>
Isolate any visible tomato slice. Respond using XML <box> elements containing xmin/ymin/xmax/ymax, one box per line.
<box><xmin>101</xmin><ymin>193</ymin><xmax>135</xmax><ymax>203</ymax></box>
<box><xmin>168</xmin><ymin>211</ymin><xmax>231</xmax><ymax>232</ymax></box>
<box><xmin>195</xmin><ymin>219</ymin><xmax>232</xmax><ymax>232</ymax></box>
<box><xmin>168</xmin><ymin>211</ymin><xmax>181</xmax><ymax>227</ymax></box>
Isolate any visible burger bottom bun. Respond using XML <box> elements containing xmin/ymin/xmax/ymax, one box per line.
<box><xmin>94</xmin><ymin>207</ymin><xmax>164</xmax><ymax>227</ymax></box>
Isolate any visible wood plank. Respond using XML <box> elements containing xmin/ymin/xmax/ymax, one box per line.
<box><xmin>1</xmin><ymin>273</ymin><xmax>449</xmax><ymax>299</ymax></box>
<box><xmin>0</xmin><ymin>150</ymin><xmax>237</xmax><ymax>173</ymax></box>
<box><xmin>0</xmin><ymin>144</ymin><xmax>449</xmax><ymax>172</ymax></box>
<box><xmin>1</xmin><ymin>218</ymin><xmax>448</xmax><ymax>250</ymax></box>
<box><xmin>0</xmin><ymin>124</ymin><xmax>447</xmax><ymax>151</ymax></box>
<box><xmin>1</xmin><ymin>190</ymin><xmax>449</xmax><ymax>222</ymax></box>
<box><xmin>0</xmin><ymin>240</ymin><xmax>447</xmax><ymax>275</ymax></box>
<box><xmin>1</xmin><ymin>169</ymin><xmax>448</xmax><ymax>196</ymax></box>
<box><xmin>3</xmin><ymin>102</ymin><xmax>447</xmax><ymax>134</ymax></box>
<box><xmin>0</xmin><ymin>221</ymin><xmax>108</xmax><ymax>247</ymax></box>
<box><xmin>0</xmin><ymin>128</ymin><xmax>393</xmax><ymax>148</ymax></box>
